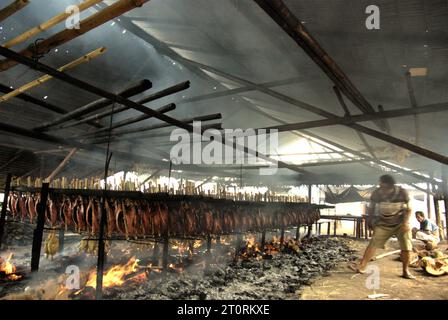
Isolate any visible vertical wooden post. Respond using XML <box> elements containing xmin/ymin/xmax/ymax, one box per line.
<box><xmin>234</xmin><ymin>233</ymin><xmax>243</xmax><ymax>261</ymax></box>
<box><xmin>433</xmin><ymin>193</ymin><xmax>441</xmax><ymax>233</ymax></box>
<box><xmin>327</xmin><ymin>222</ymin><xmax>331</xmax><ymax>236</ymax></box>
<box><xmin>206</xmin><ymin>234</ymin><xmax>212</xmax><ymax>255</ymax></box>
<box><xmin>261</xmin><ymin>229</ymin><xmax>266</xmax><ymax>249</ymax></box>
<box><xmin>58</xmin><ymin>228</ymin><xmax>65</xmax><ymax>254</ymax></box>
<box><xmin>426</xmin><ymin>183</ymin><xmax>432</xmax><ymax>220</ymax></box>
<box><xmin>152</xmin><ymin>242</ymin><xmax>159</xmax><ymax>263</ymax></box>
<box><xmin>295</xmin><ymin>226</ymin><xmax>300</xmax><ymax>240</ymax></box>
<box><xmin>353</xmin><ymin>220</ymin><xmax>356</xmax><ymax>237</ymax></box>
<box><xmin>308</xmin><ymin>184</ymin><xmax>312</xmax><ymax>203</ymax></box>
<box><xmin>95</xmin><ymin>151</ymin><xmax>112</xmax><ymax>300</ymax></box>
<box><xmin>318</xmin><ymin>223</ymin><xmax>322</xmax><ymax>236</ymax></box>
<box><xmin>364</xmin><ymin>217</ymin><xmax>368</xmax><ymax>239</ymax></box>
<box><xmin>280</xmin><ymin>228</ymin><xmax>285</xmax><ymax>244</ymax></box>
<box><xmin>0</xmin><ymin>173</ymin><xmax>12</xmax><ymax>249</ymax></box>
<box><xmin>162</xmin><ymin>235</ymin><xmax>169</xmax><ymax>273</ymax></box>
<box><xmin>333</xmin><ymin>221</ymin><xmax>337</xmax><ymax>236</ymax></box>
<box><xmin>441</xmin><ymin>166</ymin><xmax>448</xmax><ymax>240</ymax></box>
<box><xmin>31</xmin><ymin>182</ymin><xmax>49</xmax><ymax>272</ymax></box>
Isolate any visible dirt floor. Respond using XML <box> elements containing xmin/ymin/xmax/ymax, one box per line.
<box><xmin>300</xmin><ymin>239</ymin><xmax>448</xmax><ymax>300</ymax></box>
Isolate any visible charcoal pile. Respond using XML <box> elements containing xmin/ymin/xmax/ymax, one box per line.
<box><xmin>107</xmin><ymin>237</ymin><xmax>356</xmax><ymax>300</ymax></box>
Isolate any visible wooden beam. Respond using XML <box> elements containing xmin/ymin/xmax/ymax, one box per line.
<box><xmin>0</xmin><ymin>47</ymin><xmax>107</xmax><ymax>103</ymax></box>
<box><xmin>77</xmin><ymin>103</ymin><xmax>176</xmax><ymax>139</ymax></box>
<box><xmin>3</xmin><ymin>0</ymin><xmax>102</xmax><ymax>48</ymax></box>
<box><xmin>195</xmin><ymin>176</ymin><xmax>214</xmax><ymax>190</ymax></box>
<box><xmin>249</xmin><ymin>104</ymin><xmax>442</xmax><ymax>185</ymax></box>
<box><xmin>34</xmin><ymin>80</ymin><xmax>152</xmax><ymax>131</ymax></box>
<box><xmin>0</xmin><ymin>0</ymin><xmax>150</xmax><ymax>72</ymax></box>
<box><xmin>57</xmin><ymin>81</ymin><xmax>189</xmax><ymax>130</ymax></box>
<box><xmin>253</xmin><ymin>0</ymin><xmax>388</xmax><ymax>132</ymax></box>
<box><xmin>0</xmin><ymin>0</ymin><xmax>29</xmax><ymax>22</ymax></box>
<box><xmin>185</xmin><ymin>59</ymin><xmax>448</xmax><ymax>165</ymax></box>
<box><xmin>45</xmin><ymin>148</ymin><xmax>78</xmax><ymax>182</ymax></box>
<box><xmin>333</xmin><ymin>86</ymin><xmax>378</xmax><ymax>159</ymax></box>
<box><xmin>0</xmin><ymin>46</ymin><xmax>309</xmax><ymax>176</ymax></box>
<box><xmin>179</xmin><ymin>76</ymin><xmax>310</xmax><ymax>105</ymax></box>
<box><xmin>90</xmin><ymin>112</ymin><xmax>222</xmax><ymax>139</ymax></box>
<box><xmin>257</xmin><ymin>101</ymin><xmax>448</xmax><ymax>132</ymax></box>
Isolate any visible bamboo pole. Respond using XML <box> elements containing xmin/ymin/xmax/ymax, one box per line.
<box><xmin>0</xmin><ymin>0</ymin><xmax>29</xmax><ymax>23</ymax></box>
<box><xmin>58</xmin><ymin>81</ymin><xmax>190</xmax><ymax>130</ymax></box>
<box><xmin>0</xmin><ymin>0</ymin><xmax>149</xmax><ymax>72</ymax></box>
<box><xmin>0</xmin><ymin>45</ymin><xmax>308</xmax><ymax>176</ymax></box>
<box><xmin>2</xmin><ymin>0</ymin><xmax>102</xmax><ymax>48</ymax></box>
<box><xmin>46</xmin><ymin>148</ymin><xmax>78</xmax><ymax>182</ymax></box>
<box><xmin>0</xmin><ymin>47</ymin><xmax>106</xmax><ymax>103</ymax></box>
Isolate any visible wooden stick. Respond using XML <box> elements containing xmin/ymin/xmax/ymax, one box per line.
<box><xmin>0</xmin><ymin>0</ymin><xmax>149</xmax><ymax>72</ymax></box>
<box><xmin>3</xmin><ymin>0</ymin><xmax>102</xmax><ymax>48</ymax></box>
<box><xmin>45</xmin><ymin>148</ymin><xmax>78</xmax><ymax>182</ymax></box>
<box><xmin>0</xmin><ymin>0</ymin><xmax>29</xmax><ymax>23</ymax></box>
<box><xmin>372</xmin><ymin>250</ymin><xmax>401</xmax><ymax>261</ymax></box>
<box><xmin>0</xmin><ymin>47</ymin><xmax>106</xmax><ymax>103</ymax></box>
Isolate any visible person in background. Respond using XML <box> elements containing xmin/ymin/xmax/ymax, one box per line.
<box><xmin>412</xmin><ymin>211</ymin><xmax>440</xmax><ymax>245</ymax></box>
<box><xmin>350</xmin><ymin>174</ymin><xmax>415</xmax><ymax>279</ymax></box>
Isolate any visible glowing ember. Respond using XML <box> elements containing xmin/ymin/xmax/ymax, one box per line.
<box><xmin>85</xmin><ymin>257</ymin><xmax>141</xmax><ymax>289</ymax></box>
<box><xmin>0</xmin><ymin>253</ymin><xmax>22</xmax><ymax>281</ymax></box>
<box><xmin>193</xmin><ymin>240</ymin><xmax>203</xmax><ymax>249</ymax></box>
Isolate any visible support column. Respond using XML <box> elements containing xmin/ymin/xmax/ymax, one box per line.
<box><xmin>280</xmin><ymin>228</ymin><xmax>285</xmax><ymax>244</ymax></box>
<box><xmin>261</xmin><ymin>230</ymin><xmax>266</xmax><ymax>249</ymax></box>
<box><xmin>58</xmin><ymin>228</ymin><xmax>65</xmax><ymax>254</ymax></box>
<box><xmin>295</xmin><ymin>226</ymin><xmax>300</xmax><ymax>240</ymax></box>
<box><xmin>442</xmin><ymin>166</ymin><xmax>448</xmax><ymax>240</ymax></box>
<box><xmin>162</xmin><ymin>234</ymin><xmax>169</xmax><ymax>273</ymax></box>
<box><xmin>31</xmin><ymin>182</ymin><xmax>49</xmax><ymax>272</ymax></box>
<box><xmin>0</xmin><ymin>173</ymin><xmax>12</xmax><ymax>249</ymax></box>
<box><xmin>426</xmin><ymin>183</ymin><xmax>432</xmax><ymax>220</ymax></box>
<box><xmin>206</xmin><ymin>234</ymin><xmax>212</xmax><ymax>255</ymax></box>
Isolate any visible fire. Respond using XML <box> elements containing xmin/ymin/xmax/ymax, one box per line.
<box><xmin>0</xmin><ymin>253</ymin><xmax>22</xmax><ymax>281</ymax></box>
<box><xmin>85</xmin><ymin>257</ymin><xmax>141</xmax><ymax>289</ymax></box>
<box><xmin>193</xmin><ymin>240</ymin><xmax>203</xmax><ymax>249</ymax></box>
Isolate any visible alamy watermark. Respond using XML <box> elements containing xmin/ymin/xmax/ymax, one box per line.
<box><xmin>169</xmin><ymin>121</ymin><xmax>278</xmax><ymax>175</ymax></box>
<box><xmin>65</xmin><ymin>5</ymin><xmax>81</xmax><ymax>30</ymax></box>
<box><xmin>365</xmin><ymin>5</ymin><xmax>380</xmax><ymax>30</ymax></box>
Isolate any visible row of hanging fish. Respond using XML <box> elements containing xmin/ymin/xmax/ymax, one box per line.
<box><xmin>7</xmin><ymin>192</ymin><xmax>320</xmax><ymax>239</ymax></box>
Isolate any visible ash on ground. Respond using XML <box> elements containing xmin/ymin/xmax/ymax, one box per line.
<box><xmin>107</xmin><ymin>237</ymin><xmax>357</xmax><ymax>300</ymax></box>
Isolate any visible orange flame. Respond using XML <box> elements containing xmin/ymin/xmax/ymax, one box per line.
<box><xmin>85</xmin><ymin>257</ymin><xmax>141</xmax><ymax>289</ymax></box>
<box><xmin>0</xmin><ymin>253</ymin><xmax>22</xmax><ymax>281</ymax></box>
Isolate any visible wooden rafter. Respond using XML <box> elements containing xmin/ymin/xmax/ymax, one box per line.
<box><xmin>45</xmin><ymin>148</ymin><xmax>78</xmax><ymax>182</ymax></box>
<box><xmin>2</xmin><ymin>0</ymin><xmax>102</xmax><ymax>48</ymax></box>
<box><xmin>181</xmin><ymin>59</ymin><xmax>448</xmax><ymax>165</ymax></box>
<box><xmin>0</xmin><ymin>0</ymin><xmax>29</xmax><ymax>22</ymax></box>
<box><xmin>0</xmin><ymin>47</ymin><xmax>107</xmax><ymax>103</ymax></box>
<box><xmin>253</xmin><ymin>0</ymin><xmax>389</xmax><ymax>132</ymax></box>
<box><xmin>0</xmin><ymin>47</ymin><xmax>307</xmax><ymax>176</ymax></box>
<box><xmin>0</xmin><ymin>0</ymin><xmax>150</xmax><ymax>72</ymax></box>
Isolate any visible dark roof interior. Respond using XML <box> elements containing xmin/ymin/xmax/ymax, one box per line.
<box><xmin>0</xmin><ymin>0</ymin><xmax>447</xmax><ymax>187</ymax></box>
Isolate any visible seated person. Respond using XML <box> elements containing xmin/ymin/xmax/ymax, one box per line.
<box><xmin>412</xmin><ymin>211</ymin><xmax>440</xmax><ymax>245</ymax></box>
